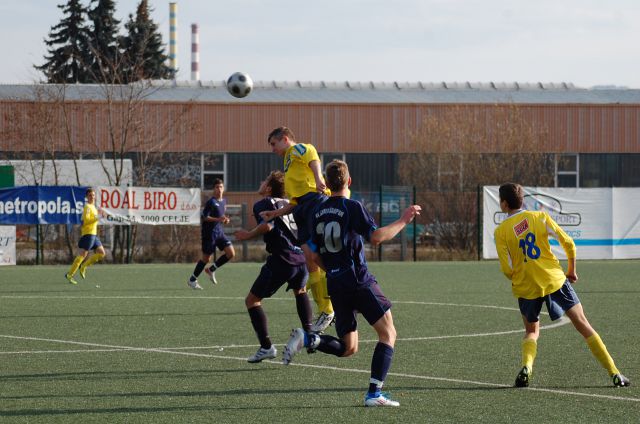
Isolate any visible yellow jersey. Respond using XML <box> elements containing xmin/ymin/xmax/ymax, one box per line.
<box><xmin>81</xmin><ymin>203</ymin><xmax>100</xmax><ymax>236</ymax></box>
<box><xmin>494</xmin><ymin>210</ymin><xmax>576</xmax><ymax>299</ymax></box>
<box><xmin>283</xmin><ymin>143</ymin><xmax>330</xmax><ymax>204</ymax></box>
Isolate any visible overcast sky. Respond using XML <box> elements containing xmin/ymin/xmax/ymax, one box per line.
<box><xmin>2</xmin><ymin>0</ymin><xmax>639</xmax><ymax>88</ymax></box>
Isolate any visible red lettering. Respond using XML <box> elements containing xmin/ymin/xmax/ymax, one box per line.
<box><xmin>157</xmin><ymin>192</ymin><xmax>167</xmax><ymax>210</ymax></box>
<box><xmin>100</xmin><ymin>189</ymin><xmax>109</xmax><ymax>207</ymax></box>
<box><xmin>121</xmin><ymin>190</ymin><xmax>130</xmax><ymax>209</ymax></box>
<box><xmin>131</xmin><ymin>191</ymin><xmax>139</xmax><ymax>209</ymax></box>
<box><xmin>142</xmin><ymin>191</ymin><xmax>178</xmax><ymax>210</ymax></box>
<box><xmin>144</xmin><ymin>191</ymin><xmax>152</xmax><ymax>209</ymax></box>
<box><xmin>110</xmin><ymin>190</ymin><xmax>121</xmax><ymax>208</ymax></box>
<box><xmin>117</xmin><ymin>190</ymin><xmax>140</xmax><ymax>210</ymax></box>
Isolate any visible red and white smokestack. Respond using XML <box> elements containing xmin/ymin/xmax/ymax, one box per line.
<box><xmin>169</xmin><ymin>3</ymin><xmax>178</xmax><ymax>73</ymax></box>
<box><xmin>191</xmin><ymin>23</ymin><xmax>200</xmax><ymax>81</ymax></box>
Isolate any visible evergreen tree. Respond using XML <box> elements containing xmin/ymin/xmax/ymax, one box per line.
<box><xmin>87</xmin><ymin>0</ymin><xmax>122</xmax><ymax>83</ymax></box>
<box><xmin>121</xmin><ymin>0</ymin><xmax>175</xmax><ymax>82</ymax></box>
<box><xmin>35</xmin><ymin>0</ymin><xmax>93</xmax><ymax>83</ymax></box>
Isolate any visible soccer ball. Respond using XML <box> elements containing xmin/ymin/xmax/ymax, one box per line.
<box><xmin>226</xmin><ymin>72</ymin><xmax>253</xmax><ymax>98</ymax></box>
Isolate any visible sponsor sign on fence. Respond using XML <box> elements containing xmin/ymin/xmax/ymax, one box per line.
<box><xmin>0</xmin><ymin>226</ymin><xmax>16</xmax><ymax>266</ymax></box>
<box><xmin>483</xmin><ymin>187</ymin><xmax>640</xmax><ymax>259</ymax></box>
<box><xmin>0</xmin><ymin>186</ymin><xmax>86</xmax><ymax>225</ymax></box>
<box><xmin>97</xmin><ymin>186</ymin><xmax>201</xmax><ymax>226</ymax></box>
<box><xmin>0</xmin><ymin>186</ymin><xmax>201</xmax><ymax>226</ymax></box>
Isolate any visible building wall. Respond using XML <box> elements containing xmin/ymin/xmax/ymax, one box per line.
<box><xmin>2</xmin><ymin>101</ymin><xmax>640</xmax><ymax>154</ymax></box>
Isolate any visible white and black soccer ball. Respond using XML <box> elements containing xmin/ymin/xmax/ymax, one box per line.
<box><xmin>226</xmin><ymin>72</ymin><xmax>253</xmax><ymax>98</ymax></box>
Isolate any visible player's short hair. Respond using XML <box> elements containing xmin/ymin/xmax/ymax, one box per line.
<box><xmin>212</xmin><ymin>178</ymin><xmax>224</xmax><ymax>188</ymax></box>
<box><xmin>325</xmin><ymin>159</ymin><xmax>349</xmax><ymax>192</ymax></box>
<box><xmin>499</xmin><ymin>183</ymin><xmax>524</xmax><ymax>210</ymax></box>
<box><xmin>265</xmin><ymin>170</ymin><xmax>285</xmax><ymax>198</ymax></box>
<box><xmin>85</xmin><ymin>187</ymin><xmax>95</xmax><ymax>197</ymax></box>
<box><xmin>267</xmin><ymin>126</ymin><xmax>296</xmax><ymax>143</ymax></box>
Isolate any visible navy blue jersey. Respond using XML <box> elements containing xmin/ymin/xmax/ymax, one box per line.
<box><xmin>253</xmin><ymin>197</ymin><xmax>306</xmax><ymax>265</ymax></box>
<box><xmin>201</xmin><ymin>197</ymin><xmax>226</xmax><ymax>239</ymax></box>
<box><xmin>310</xmin><ymin>196</ymin><xmax>378</xmax><ymax>286</ymax></box>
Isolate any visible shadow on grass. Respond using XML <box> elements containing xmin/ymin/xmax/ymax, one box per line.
<box><xmin>0</xmin><ymin>380</ymin><xmax>512</xmax><ymax>402</ymax></box>
<box><xmin>0</xmin><ymin>386</ymin><xmax>369</xmax><ymax>417</ymax></box>
<box><xmin>2</xmin><ymin>368</ymin><xmax>272</xmax><ymax>386</ymax></box>
<box><xmin>0</xmin><ymin>404</ymin><xmax>354</xmax><ymax>417</ymax></box>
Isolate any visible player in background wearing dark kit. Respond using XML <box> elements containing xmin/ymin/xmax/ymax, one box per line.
<box><xmin>234</xmin><ymin>171</ymin><xmax>313</xmax><ymax>363</ymax></box>
<box><xmin>495</xmin><ymin>183</ymin><xmax>630</xmax><ymax>388</ymax></box>
<box><xmin>283</xmin><ymin>160</ymin><xmax>421</xmax><ymax>407</ymax></box>
<box><xmin>187</xmin><ymin>178</ymin><xmax>235</xmax><ymax>289</ymax></box>
<box><xmin>65</xmin><ymin>187</ymin><xmax>106</xmax><ymax>285</ymax></box>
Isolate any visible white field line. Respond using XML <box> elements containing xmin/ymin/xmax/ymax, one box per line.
<box><xmin>0</xmin><ymin>296</ymin><xmax>556</xmax><ymax>347</ymax></box>
<box><xmin>0</xmin><ymin>318</ymin><xmax>568</xmax><ymax>353</ymax></box>
<box><xmin>0</xmin><ymin>333</ymin><xmax>637</xmax><ymax>404</ymax></box>
<box><xmin>0</xmin><ymin>295</ymin><xmax>532</xmax><ymax>313</ymax></box>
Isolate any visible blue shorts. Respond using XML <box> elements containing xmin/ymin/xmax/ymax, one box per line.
<box><xmin>78</xmin><ymin>234</ymin><xmax>102</xmax><ymax>251</ymax></box>
<box><xmin>250</xmin><ymin>256</ymin><xmax>308</xmax><ymax>299</ymax></box>
<box><xmin>201</xmin><ymin>235</ymin><xmax>232</xmax><ymax>255</ymax></box>
<box><xmin>328</xmin><ymin>277</ymin><xmax>392</xmax><ymax>338</ymax></box>
<box><xmin>293</xmin><ymin>192</ymin><xmax>328</xmax><ymax>244</ymax></box>
<box><xmin>518</xmin><ymin>279</ymin><xmax>581</xmax><ymax>323</ymax></box>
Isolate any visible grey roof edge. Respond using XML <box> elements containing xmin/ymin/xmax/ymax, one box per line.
<box><xmin>1</xmin><ymin>81</ymin><xmax>640</xmax><ymax>104</ymax></box>
<box><xmin>0</xmin><ymin>80</ymin><xmax>585</xmax><ymax>91</ymax></box>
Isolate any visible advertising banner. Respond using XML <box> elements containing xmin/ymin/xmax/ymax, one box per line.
<box><xmin>0</xmin><ymin>186</ymin><xmax>86</xmax><ymax>225</ymax></box>
<box><xmin>96</xmin><ymin>186</ymin><xmax>201</xmax><ymax>226</ymax></box>
<box><xmin>0</xmin><ymin>226</ymin><xmax>16</xmax><ymax>266</ymax></box>
<box><xmin>483</xmin><ymin>187</ymin><xmax>640</xmax><ymax>260</ymax></box>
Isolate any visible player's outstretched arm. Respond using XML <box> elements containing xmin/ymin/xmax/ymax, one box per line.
<box><xmin>234</xmin><ymin>223</ymin><xmax>272</xmax><ymax>241</ymax></box>
<box><xmin>259</xmin><ymin>203</ymin><xmax>295</xmax><ymax>221</ymax></box>
<box><xmin>370</xmin><ymin>205</ymin><xmax>421</xmax><ymax>246</ymax></box>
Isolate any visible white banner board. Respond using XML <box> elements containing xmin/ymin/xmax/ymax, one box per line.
<box><xmin>2</xmin><ymin>160</ymin><xmax>132</xmax><ymax>186</ymax></box>
<box><xmin>96</xmin><ymin>187</ymin><xmax>201</xmax><ymax>225</ymax></box>
<box><xmin>483</xmin><ymin>187</ymin><xmax>640</xmax><ymax>260</ymax></box>
<box><xmin>0</xmin><ymin>226</ymin><xmax>16</xmax><ymax>265</ymax></box>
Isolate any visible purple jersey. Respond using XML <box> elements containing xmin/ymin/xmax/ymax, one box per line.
<box><xmin>201</xmin><ymin>197</ymin><xmax>226</xmax><ymax>239</ymax></box>
<box><xmin>310</xmin><ymin>196</ymin><xmax>378</xmax><ymax>287</ymax></box>
<box><xmin>253</xmin><ymin>197</ymin><xmax>306</xmax><ymax>266</ymax></box>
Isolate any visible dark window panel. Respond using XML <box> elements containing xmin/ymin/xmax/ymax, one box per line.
<box><xmin>557</xmin><ymin>174</ymin><xmax>578</xmax><ymax>187</ymax></box>
<box><xmin>227</xmin><ymin>153</ymin><xmax>282</xmax><ymax>192</ymax></box>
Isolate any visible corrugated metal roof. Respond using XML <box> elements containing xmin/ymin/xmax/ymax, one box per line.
<box><xmin>1</xmin><ymin>81</ymin><xmax>639</xmax><ymax>104</ymax></box>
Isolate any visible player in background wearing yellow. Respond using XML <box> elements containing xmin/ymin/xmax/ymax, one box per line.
<box><xmin>65</xmin><ymin>188</ymin><xmax>106</xmax><ymax>285</ymax></box>
<box><xmin>260</xmin><ymin>126</ymin><xmax>334</xmax><ymax>333</ymax></box>
<box><xmin>494</xmin><ymin>183</ymin><xmax>630</xmax><ymax>388</ymax></box>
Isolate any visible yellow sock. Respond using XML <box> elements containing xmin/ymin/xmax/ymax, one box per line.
<box><xmin>67</xmin><ymin>256</ymin><xmax>84</xmax><ymax>277</ymax></box>
<box><xmin>522</xmin><ymin>338</ymin><xmax>537</xmax><ymax>371</ymax></box>
<box><xmin>308</xmin><ymin>270</ymin><xmax>333</xmax><ymax>314</ymax></box>
<box><xmin>82</xmin><ymin>253</ymin><xmax>104</xmax><ymax>269</ymax></box>
<box><xmin>315</xmin><ymin>271</ymin><xmax>333</xmax><ymax>314</ymax></box>
<box><xmin>586</xmin><ymin>333</ymin><xmax>620</xmax><ymax>376</ymax></box>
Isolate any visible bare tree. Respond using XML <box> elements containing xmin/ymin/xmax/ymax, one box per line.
<box><xmin>399</xmin><ymin>104</ymin><xmax>554</xmax><ymax>255</ymax></box>
<box><xmin>3</xmin><ymin>59</ymin><xmax>198</xmax><ymax>265</ymax></box>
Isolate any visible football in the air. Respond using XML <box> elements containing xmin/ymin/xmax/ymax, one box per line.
<box><xmin>226</xmin><ymin>72</ymin><xmax>253</xmax><ymax>98</ymax></box>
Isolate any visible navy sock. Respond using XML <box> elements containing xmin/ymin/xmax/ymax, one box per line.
<box><xmin>248</xmin><ymin>306</ymin><xmax>271</xmax><ymax>349</ymax></box>
<box><xmin>295</xmin><ymin>292</ymin><xmax>313</xmax><ymax>333</ymax></box>
<box><xmin>213</xmin><ymin>254</ymin><xmax>229</xmax><ymax>270</ymax></box>
<box><xmin>191</xmin><ymin>260</ymin><xmax>206</xmax><ymax>280</ymax></box>
<box><xmin>316</xmin><ymin>334</ymin><xmax>346</xmax><ymax>357</ymax></box>
<box><xmin>369</xmin><ymin>342</ymin><xmax>394</xmax><ymax>394</ymax></box>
